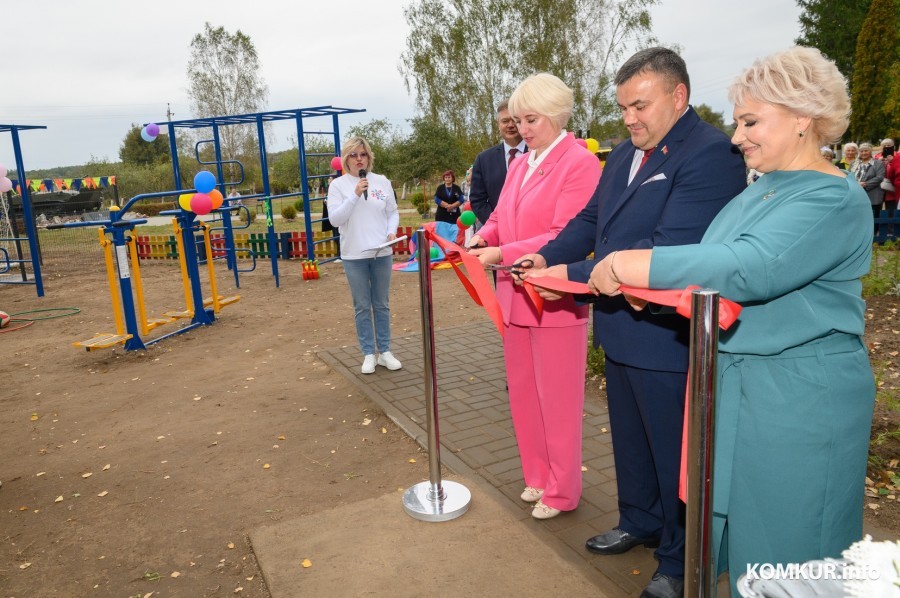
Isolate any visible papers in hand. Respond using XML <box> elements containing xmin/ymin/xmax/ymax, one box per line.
<box><xmin>368</xmin><ymin>235</ymin><xmax>408</xmax><ymax>251</ymax></box>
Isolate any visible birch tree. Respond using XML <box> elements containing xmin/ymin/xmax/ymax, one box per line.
<box><xmin>399</xmin><ymin>0</ymin><xmax>657</xmax><ymax>146</ymax></box>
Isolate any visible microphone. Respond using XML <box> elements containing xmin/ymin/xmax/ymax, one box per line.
<box><xmin>359</xmin><ymin>169</ymin><xmax>368</xmax><ymax>200</ymax></box>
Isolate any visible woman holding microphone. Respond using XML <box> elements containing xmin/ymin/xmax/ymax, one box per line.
<box><xmin>327</xmin><ymin>137</ymin><xmax>402</xmax><ymax>374</ymax></box>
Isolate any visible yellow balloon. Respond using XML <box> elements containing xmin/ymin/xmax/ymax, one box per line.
<box><xmin>586</xmin><ymin>138</ymin><xmax>600</xmax><ymax>154</ymax></box>
<box><xmin>178</xmin><ymin>193</ymin><xmax>194</xmax><ymax>211</ymax></box>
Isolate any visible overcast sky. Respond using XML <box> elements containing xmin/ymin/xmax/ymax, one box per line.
<box><xmin>1</xmin><ymin>0</ymin><xmax>802</xmax><ymax>172</ymax></box>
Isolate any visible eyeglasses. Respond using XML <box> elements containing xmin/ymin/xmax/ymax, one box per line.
<box><xmin>348</xmin><ymin>152</ymin><xmax>368</xmax><ymax>159</ymax></box>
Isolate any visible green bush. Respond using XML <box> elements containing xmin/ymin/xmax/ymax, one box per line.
<box><xmin>281</xmin><ymin>205</ymin><xmax>298</xmax><ymax>220</ymax></box>
<box><xmin>409</xmin><ymin>191</ymin><xmax>430</xmax><ymax>216</ymax></box>
<box><xmin>293</xmin><ymin>198</ymin><xmax>304</xmax><ymax>213</ymax></box>
<box><xmin>863</xmin><ymin>240</ymin><xmax>900</xmax><ymax>296</ymax></box>
<box><xmin>587</xmin><ymin>338</ymin><xmax>606</xmax><ymax>378</ymax></box>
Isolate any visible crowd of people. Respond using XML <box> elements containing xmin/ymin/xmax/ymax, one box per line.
<box><xmin>328</xmin><ymin>45</ymin><xmax>881</xmax><ymax>598</ymax></box>
<box><xmin>821</xmin><ymin>139</ymin><xmax>897</xmax><ymax>238</ymax></box>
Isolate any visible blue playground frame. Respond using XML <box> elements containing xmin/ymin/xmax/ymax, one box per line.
<box><xmin>151</xmin><ymin>106</ymin><xmax>364</xmax><ymax>289</ymax></box>
<box><xmin>45</xmin><ymin>106</ymin><xmax>364</xmax><ymax>352</ymax></box>
<box><xmin>0</xmin><ymin>124</ymin><xmax>48</xmax><ymax>297</ymax></box>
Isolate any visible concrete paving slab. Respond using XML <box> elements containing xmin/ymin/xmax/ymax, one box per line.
<box><xmin>250</xmin><ymin>483</ymin><xmax>607</xmax><ymax>597</ymax></box>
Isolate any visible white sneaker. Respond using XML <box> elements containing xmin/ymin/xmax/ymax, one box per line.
<box><xmin>361</xmin><ymin>354</ymin><xmax>376</xmax><ymax>374</ymax></box>
<box><xmin>376</xmin><ymin>351</ymin><xmax>402</xmax><ymax>370</ymax></box>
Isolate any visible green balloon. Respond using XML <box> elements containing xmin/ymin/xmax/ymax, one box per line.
<box><xmin>460</xmin><ymin>210</ymin><xmax>476</xmax><ymax>226</ymax></box>
<box><xmin>430</xmin><ymin>246</ymin><xmax>440</xmax><ymax>259</ymax></box>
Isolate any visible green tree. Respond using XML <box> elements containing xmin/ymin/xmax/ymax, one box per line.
<box><xmin>346</xmin><ymin>118</ymin><xmax>403</xmax><ymax>181</ymax></box>
<box><xmin>394</xmin><ymin>117</ymin><xmax>465</xmax><ymax>186</ymax></box>
<box><xmin>186</xmin><ymin>23</ymin><xmax>269</xmax><ymax>162</ymax></box>
<box><xmin>399</xmin><ymin>0</ymin><xmax>657</xmax><ymax>148</ymax></box>
<box><xmin>849</xmin><ymin>0</ymin><xmax>900</xmax><ymax>141</ymax></box>
<box><xmin>795</xmin><ymin>0</ymin><xmax>871</xmax><ymax>82</ymax></box>
<box><xmin>694</xmin><ymin>104</ymin><xmax>731</xmax><ymax>135</ymax></box>
<box><xmin>119</xmin><ymin>124</ymin><xmax>170</xmax><ymax>166</ymax></box>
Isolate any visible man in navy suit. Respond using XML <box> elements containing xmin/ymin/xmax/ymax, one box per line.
<box><xmin>468</xmin><ymin>100</ymin><xmax>527</xmax><ymax>226</ymax></box>
<box><xmin>518</xmin><ymin>48</ymin><xmax>746</xmax><ymax>598</ymax></box>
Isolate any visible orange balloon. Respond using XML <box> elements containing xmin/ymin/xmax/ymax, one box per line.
<box><xmin>208</xmin><ymin>189</ymin><xmax>224</xmax><ymax>210</ymax></box>
<box><xmin>178</xmin><ymin>193</ymin><xmax>193</xmax><ymax>211</ymax></box>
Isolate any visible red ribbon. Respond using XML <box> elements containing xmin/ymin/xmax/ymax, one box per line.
<box><xmin>523</xmin><ymin>275</ymin><xmax>743</xmax><ymax>503</ymax></box>
<box><xmin>421</xmin><ymin>233</ymin><xmax>743</xmax><ymax>504</ymax></box>
<box><xmin>422</xmin><ymin>224</ymin><xmax>506</xmax><ymax>337</ymax></box>
<box><xmin>523</xmin><ymin>277</ymin><xmax>742</xmax><ymax>329</ymax></box>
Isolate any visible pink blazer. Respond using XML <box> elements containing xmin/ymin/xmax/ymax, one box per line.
<box><xmin>479</xmin><ymin>132</ymin><xmax>602</xmax><ymax>327</ymax></box>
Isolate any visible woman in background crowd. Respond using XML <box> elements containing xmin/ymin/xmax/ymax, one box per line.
<box><xmin>434</xmin><ymin>170</ymin><xmax>465</xmax><ymax>224</ymax></box>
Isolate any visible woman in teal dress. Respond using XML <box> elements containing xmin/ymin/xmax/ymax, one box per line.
<box><xmin>538</xmin><ymin>47</ymin><xmax>875</xmax><ymax>593</ymax></box>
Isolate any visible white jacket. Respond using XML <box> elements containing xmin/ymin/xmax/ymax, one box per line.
<box><xmin>326</xmin><ymin>172</ymin><xmax>400</xmax><ymax>260</ymax></box>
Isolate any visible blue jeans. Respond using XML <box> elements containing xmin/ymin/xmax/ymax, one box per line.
<box><xmin>342</xmin><ymin>255</ymin><xmax>393</xmax><ymax>356</ymax></box>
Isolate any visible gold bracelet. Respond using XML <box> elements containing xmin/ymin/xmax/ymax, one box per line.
<box><xmin>609</xmin><ymin>251</ymin><xmax>621</xmax><ymax>283</ymax></box>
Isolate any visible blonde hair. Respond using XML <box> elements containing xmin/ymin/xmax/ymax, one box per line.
<box><xmin>340</xmin><ymin>136</ymin><xmax>374</xmax><ymax>172</ymax></box>
<box><xmin>508</xmin><ymin>73</ymin><xmax>574</xmax><ymax>130</ymax></box>
<box><xmin>728</xmin><ymin>46</ymin><xmax>850</xmax><ymax>145</ymax></box>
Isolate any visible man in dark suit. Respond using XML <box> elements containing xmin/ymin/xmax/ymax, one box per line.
<box><xmin>468</xmin><ymin>100</ymin><xmax>526</xmax><ymax>226</ymax></box>
<box><xmin>518</xmin><ymin>48</ymin><xmax>746</xmax><ymax>598</ymax></box>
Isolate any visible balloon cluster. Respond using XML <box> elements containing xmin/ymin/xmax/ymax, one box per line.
<box><xmin>0</xmin><ymin>162</ymin><xmax>11</xmax><ymax>194</ymax></box>
<box><xmin>141</xmin><ymin>123</ymin><xmax>160</xmax><ymax>142</ymax></box>
<box><xmin>177</xmin><ymin>170</ymin><xmax>223</xmax><ymax>215</ymax></box>
<box><xmin>456</xmin><ymin>209</ymin><xmax>477</xmax><ymax>229</ymax></box>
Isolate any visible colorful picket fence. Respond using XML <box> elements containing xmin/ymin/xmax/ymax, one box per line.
<box><xmin>133</xmin><ymin>227</ymin><xmax>418</xmax><ymax>261</ymax></box>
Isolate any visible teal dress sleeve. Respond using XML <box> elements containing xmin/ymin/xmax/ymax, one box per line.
<box><xmin>649</xmin><ymin>171</ymin><xmax>872</xmax><ymax>354</ymax></box>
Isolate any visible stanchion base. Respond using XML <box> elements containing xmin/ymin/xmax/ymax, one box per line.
<box><xmin>402</xmin><ymin>480</ymin><xmax>471</xmax><ymax>522</ymax></box>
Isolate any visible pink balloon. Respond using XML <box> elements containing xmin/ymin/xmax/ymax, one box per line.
<box><xmin>330</xmin><ymin>156</ymin><xmax>343</xmax><ymax>171</ymax></box>
<box><xmin>0</xmin><ymin>177</ymin><xmax>12</xmax><ymax>193</ymax></box>
<box><xmin>575</xmin><ymin>138</ymin><xmax>588</xmax><ymax>148</ymax></box>
<box><xmin>190</xmin><ymin>192</ymin><xmax>213</xmax><ymax>215</ymax></box>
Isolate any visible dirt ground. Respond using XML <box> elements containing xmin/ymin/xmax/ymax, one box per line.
<box><xmin>1</xmin><ymin>256</ymin><xmax>898</xmax><ymax>597</ymax></box>
<box><xmin>1</xmin><ymin>258</ymin><xmax>490</xmax><ymax>597</ymax></box>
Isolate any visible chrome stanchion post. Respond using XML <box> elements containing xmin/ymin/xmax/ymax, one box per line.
<box><xmin>684</xmin><ymin>290</ymin><xmax>719</xmax><ymax>597</ymax></box>
<box><xmin>403</xmin><ymin>230</ymin><xmax>471</xmax><ymax>521</ymax></box>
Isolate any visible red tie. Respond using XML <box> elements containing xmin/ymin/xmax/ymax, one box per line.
<box><xmin>639</xmin><ymin>147</ymin><xmax>655</xmax><ymax>169</ymax></box>
<box><xmin>508</xmin><ymin>148</ymin><xmax>518</xmax><ymax>167</ymax></box>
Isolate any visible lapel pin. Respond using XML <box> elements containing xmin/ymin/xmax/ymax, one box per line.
<box><xmin>762</xmin><ymin>189</ymin><xmax>776</xmax><ymax>200</ymax></box>
<box><xmin>662</xmin><ymin>146</ymin><xmax>668</xmax><ymax>155</ymax></box>
<box><xmin>539</xmin><ymin>169</ymin><xmax>544</xmax><ymax>176</ymax></box>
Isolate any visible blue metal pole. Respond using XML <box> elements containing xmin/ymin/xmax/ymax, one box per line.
<box><xmin>10</xmin><ymin>128</ymin><xmax>44</xmax><ymax>297</ymax></box>
<box><xmin>296</xmin><ymin>113</ymin><xmax>316</xmax><ymax>262</ymax></box>
<box><xmin>256</xmin><ymin>115</ymin><xmax>279</xmax><ymax>287</ymax></box>
<box><xmin>211</xmin><ymin>125</ymin><xmax>238</xmax><ymax>280</ymax></box>
<box><xmin>178</xmin><ymin>211</ymin><xmax>215</xmax><ymax>326</ymax></box>
<box><xmin>167</xmin><ymin>123</ymin><xmax>182</xmax><ymax>192</ymax></box>
<box><xmin>103</xmin><ymin>219</ymin><xmax>147</xmax><ymax>351</ymax></box>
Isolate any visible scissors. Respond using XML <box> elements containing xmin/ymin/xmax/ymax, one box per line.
<box><xmin>487</xmin><ymin>259</ymin><xmax>534</xmax><ymax>280</ymax></box>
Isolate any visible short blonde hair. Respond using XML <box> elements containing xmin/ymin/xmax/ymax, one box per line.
<box><xmin>508</xmin><ymin>73</ymin><xmax>574</xmax><ymax>130</ymax></box>
<box><xmin>340</xmin><ymin>136</ymin><xmax>374</xmax><ymax>172</ymax></box>
<box><xmin>728</xmin><ymin>46</ymin><xmax>850</xmax><ymax>145</ymax></box>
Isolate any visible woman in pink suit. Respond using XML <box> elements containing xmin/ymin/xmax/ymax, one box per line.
<box><xmin>469</xmin><ymin>73</ymin><xmax>602</xmax><ymax>519</ymax></box>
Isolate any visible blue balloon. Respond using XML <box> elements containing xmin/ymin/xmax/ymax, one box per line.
<box><xmin>194</xmin><ymin>171</ymin><xmax>216</xmax><ymax>194</ymax></box>
<box><xmin>140</xmin><ymin>127</ymin><xmax>157</xmax><ymax>142</ymax></box>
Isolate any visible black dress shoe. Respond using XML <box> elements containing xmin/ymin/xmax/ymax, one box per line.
<box><xmin>640</xmin><ymin>572</ymin><xmax>684</xmax><ymax>598</ymax></box>
<box><xmin>585</xmin><ymin>527</ymin><xmax>660</xmax><ymax>555</ymax></box>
